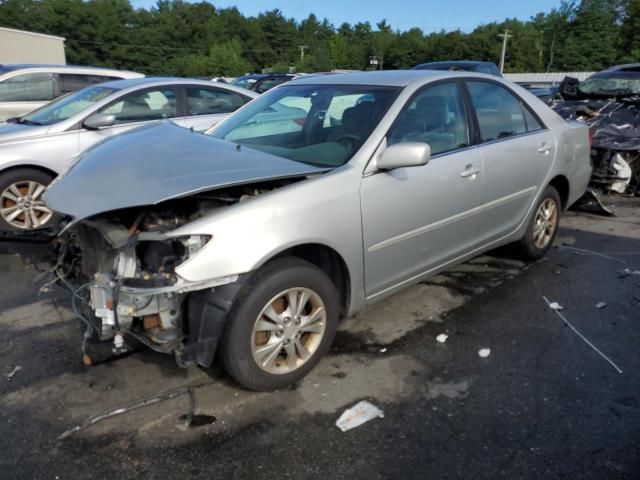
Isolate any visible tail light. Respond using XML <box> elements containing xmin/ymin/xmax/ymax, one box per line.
<box><xmin>588</xmin><ymin>128</ymin><xmax>593</xmax><ymax>147</ymax></box>
<box><xmin>294</xmin><ymin>118</ymin><xmax>305</xmax><ymax>126</ymax></box>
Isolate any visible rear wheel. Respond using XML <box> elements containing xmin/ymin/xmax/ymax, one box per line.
<box><xmin>220</xmin><ymin>258</ymin><xmax>339</xmax><ymax>391</ymax></box>
<box><xmin>0</xmin><ymin>168</ymin><xmax>55</xmax><ymax>230</ymax></box>
<box><xmin>516</xmin><ymin>185</ymin><xmax>561</xmax><ymax>260</ymax></box>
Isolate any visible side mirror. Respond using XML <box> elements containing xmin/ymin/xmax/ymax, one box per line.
<box><xmin>376</xmin><ymin>142</ymin><xmax>431</xmax><ymax>170</ymax></box>
<box><xmin>83</xmin><ymin>113</ymin><xmax>116</xmax><ymax>130</ymax></box>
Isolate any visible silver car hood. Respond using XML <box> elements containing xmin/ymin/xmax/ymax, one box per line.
<box><xmin>44</xmin><ymin>121</ymin><xmax>327</xmax><ymax>221</ymax></box>
<box><xmin>0</xmin><ymin>122</ymin><xmax>49</xmax><ymax>143</ymax></box>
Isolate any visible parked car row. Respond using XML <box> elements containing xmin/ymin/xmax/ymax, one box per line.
<box><xmin>0</xmin><ymin>77</ymin><xmax>257</xmax><ymax>230</ymax></box>
<box><xmin>1</xmin><ymin>67</ymin><xmax>592</xmax><ymax>391</ymax></box>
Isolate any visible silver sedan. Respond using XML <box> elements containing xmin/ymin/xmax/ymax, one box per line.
<box><xmin>0</xmin><ymin>77</ymin><xmax>256</xmax><ymax>230</ymax></box>
<box><xmin>41</xmin><ymin>70</ymin><xmax>592</xmax><ymax>391</ymax></box>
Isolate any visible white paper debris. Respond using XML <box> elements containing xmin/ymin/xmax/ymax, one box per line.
<box><xmin>478</xmin><ymin>348</ymin><xmax>491</xmax><ymax>358</ymax></box>
<box><xmin>436</xmin><ymin>333</ymin><xmax>448</xmax><ymax>343</ymax></box>
<box><xmin>5</xmin><ymin>365</ymin><xmax>21</xmax><ymax>380</ymax></box>
<box><xmin>596</xmin><ymin>302</ymin><xmax>607</xmax><ymax>309</ymax></box>
<box><xmin>380</xmin><ymin>348</ymin><xmax>387</xmax><ymax>353</ymax></box>
<box><xmin>336</xmin><ymin>401</ymin><xmax>384</xmax><ymax>432</ymax></box>
<box><xmin>549</xmin><ymin>302</ymin><xmax>563</xmax><ymax>311</ymax></box>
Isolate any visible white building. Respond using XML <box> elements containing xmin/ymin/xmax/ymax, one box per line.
<box><xmin>0</xmin><ymin>27</ymin><xmax>66</xmax><ymax>64</ymax></box>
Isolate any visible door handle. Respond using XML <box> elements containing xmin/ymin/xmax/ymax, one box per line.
<box><xmin>460</xmin><ymin>165</ymin><xmax>481</xmax><ymax>178</ymax></box>
<box><xmin>538</xmin><ymin>143</ymin><xmax>553</xmax><ymax>154</ymax></box>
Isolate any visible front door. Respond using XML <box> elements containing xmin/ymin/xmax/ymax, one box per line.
<box><xmin>78</xmin><ymin>85</ymin><xmax>179</xmax><ymax>153</ymax></box>
<box><xmin>361</xmin><ymin>81</ymin><xmax>485</xmax><ymax>297</ymax></box>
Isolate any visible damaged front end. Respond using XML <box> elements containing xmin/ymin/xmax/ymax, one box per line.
<box><xmin>45</xmin><ymin>181</ymin><xmax>293</xmax><ymax>367</ymax></box>
<box><xmin>551</xmin><ymin>77</ymin><xmax>640</xmax><ymax>197</ymax></box>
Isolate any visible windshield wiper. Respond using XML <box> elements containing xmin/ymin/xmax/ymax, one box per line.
<box><xmin>16</xmin><ymin>118</ymin><xmax>42</xmax><ymax>126</ymax></box>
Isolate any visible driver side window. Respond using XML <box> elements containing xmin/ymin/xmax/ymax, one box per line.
<box><xmin>388</xmin><ymin>82</ymin><xmax>469</xmax><ymax>156</ymax></box>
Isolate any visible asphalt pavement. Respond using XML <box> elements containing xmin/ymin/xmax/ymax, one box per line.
<box><xmin>1</xmin><ymin>197</ymin><xmax>639</xmax><ymax>480</ymax></box>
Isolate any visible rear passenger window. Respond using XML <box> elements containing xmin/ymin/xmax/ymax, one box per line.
<box><xmin>388</xmin><ymin>82</ymin><xmax>469</xmax><ymax>155</ymax></box>
<box><xmin>522</xmin><ymin>106</ymin><xmax>543</xmax><ymax>132</ymax></box>
<box><xmin>467</xmin><ymin>81</ymin><xmax>542</xmax><ymax>142</ymax></box>
<box><xmin>57</xmin><ymin>74</ymin><xmax>117</xmax><ymax>95</ymax></box>
<box><xmin>186</xmin><ymin>87</ymin><xmax>247</xmax><ymax>116</ymax></box>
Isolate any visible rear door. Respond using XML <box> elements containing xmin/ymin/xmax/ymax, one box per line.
<box><xmin>361</xmin><ymin>81</ymin><xmax>485</xmax><ymax>297</ymax></box>
<box><xmin>464</xmin><ymin>80</ymin><xmax>556</xmax><ymax>244</ymax></box>
<box><xmin>173</xmin><ymin>85</ymin><xmax>251</xmax><ymax>131</ymax></box>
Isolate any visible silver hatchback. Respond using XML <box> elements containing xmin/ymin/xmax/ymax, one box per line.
<box><xmin>0</xmin><ymin>77</ymin><xmax>256</xmax><ymax>230</ymax></box>
<box><xmin>41</xmin><ymin>70</ymin><xmax>592</xmax><ymax>391</ymax></box>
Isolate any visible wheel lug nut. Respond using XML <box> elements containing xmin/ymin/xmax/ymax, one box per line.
<box><xmin>284</xmin><ymin>317</ymin><xmax>291</xmax><ymax>325</ymax></box>
<box><xmin>276</xmin><ymin>330</ymin><xmax>283</xmax><ymax>338</ymax></box>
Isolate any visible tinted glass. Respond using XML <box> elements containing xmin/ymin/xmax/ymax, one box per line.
<box><xmin>186</xmin><ymin>87</ymin><xmax>247</xmax><ymax>115</ymax></box>
<box><xmin>0</xmin><ymin>72</ymin><xmax>56</xmax><ymax>102</ymax></box>
<box><xmin>99</xmin><ymin>87</ymin><xmax>177</xmax><ymax>124</ymax></box>
<box><xmin>467</xmin><ymin>81</ymin><xmax>527</xmax><ymax>142</ymax></box>
<box><xmin>58</xmin><ymin>74</ymin><xmax>118</xmax><ymax>95</ymax></box>
<box><xmin>388</xmin><ymin>82</ymin><xmax>469</xmax><ymax>155</ymax></box>
<box><xmin>22</xmin><ymin>85</ymin><xmax>119</xmax><ymax>126</ymax></box>
<box><xmin>212</xmin><ymin>84</ymin><xmax>400</xmax><ymax>167</ymax></box>
<box><xmin>522</xmin><ymin>107</ymin><xmax>543</xmax><ymax>132</ymax></box>
<box><xmin>255</xmin><ymin>77</ymin><xmax>289</xmax><ymax>93</ymax></box>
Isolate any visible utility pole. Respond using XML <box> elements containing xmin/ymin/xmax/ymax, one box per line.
<box><xmin>298</xmin><ymin>45</ymin><xmax>308</xmax><ymax>63</ymax></box>
<box><xmin>498</xmin><ymin>30</ymin><xmax>512</xmax><ymax>74</ymax></box>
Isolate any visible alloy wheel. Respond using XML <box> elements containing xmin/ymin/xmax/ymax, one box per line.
<box><xmin>251</xmin><ymin>287</ymin><xmax>327</xmax><ymax>375</ymax></box>
<box><xmin>0</xmin><ymin>180</ymin><xmax>53</xmax><ymax>229</ymax></box>
<box><xmin>533</xmin><ymin>198</ymin><xmax>558</xmax><ymax>249</ymax></box>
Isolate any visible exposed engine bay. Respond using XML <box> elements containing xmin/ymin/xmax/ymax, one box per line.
<box><xmin>551</xmin><ymin>77</ymin><xmax>640</xmax><ymax>198</ymax></box>
<box><xmin>42</xmin><ymin>179</ymin><xmax>299</xmax><ymax>365</ymax></box>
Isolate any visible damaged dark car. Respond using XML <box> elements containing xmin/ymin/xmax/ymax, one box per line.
<box><xmin>552</xmin><ymin>64</ymin><xmax>640</xmax><ymax>196</ymax></box>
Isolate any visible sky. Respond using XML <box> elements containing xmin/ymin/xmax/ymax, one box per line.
<box><xmin>131</xmin><ymin>0</ymin><xmax>563</xmax><ymax>33</ymax></box>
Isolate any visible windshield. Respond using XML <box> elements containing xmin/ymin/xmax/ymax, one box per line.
<box><xmin>21</xmin><ymin>85</ymin><xmax>119</xmax><ymax>126</ymax></box>
<box><xmin>210</xmin><ymin>84</ymin><xmax>400</xmax><ymax>167</ymax></box>
<box><xmin>579</xmin><ymin>73</ymin><xmax>640</xmax><ymax>97</ymax></box>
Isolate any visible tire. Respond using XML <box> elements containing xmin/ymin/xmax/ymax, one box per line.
<box><xmin>516</xmin><ymin>185</ymin><xmax>561</xmax><ymax>260</ymax></box>
<box><xmin>220</xmin><ymin>257</ymin><xmax>340</xmax><ymax>391</ymax></box>
<box><xmin>0</xmin><ymin>168</ymin><xmax>56</xmax><ymax>231</ymax></box>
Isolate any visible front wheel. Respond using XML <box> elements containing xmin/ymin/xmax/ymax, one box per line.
<box><xmin>0</xmin><ymin>168</ymin><xmax>55</xmax><ymax>230</ymax></box>
<box><xmin>516</xmin><ymin>185</ymin><xmax>561</xmax><ymax>260</ymax></box>
<box><xmin>220</xmin><ymin>258</ymin><xmax>340</xmax><ymax>391</ymax></box>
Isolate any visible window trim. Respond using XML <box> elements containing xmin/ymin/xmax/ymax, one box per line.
<box><xmin>461</xmin><ymin>78</ymin><xmax>548</xmax><ymax>147</ymax></box>
<box><xmin>383</xmin><ymin>78</ymin><xmax>475</xmax><ymax>160</ymax></box>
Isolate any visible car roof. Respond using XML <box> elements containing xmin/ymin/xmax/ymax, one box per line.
<box><xmin>284</xmin><ymin>69</ymin><xmax>465</xmax><ymax>87</ymax></box>
<box><xmin>602</xmin><ymin>63</ymin><xmax>640</xmax><ymax>73</ymax></box>
<box><xmin>0</xmin><ymin>64</ymin><xmax>141</xmax><ymax>77</ymax></box>
<box><xmin>417</xmin><ymin>60</ymin><xmax>493</xmax><ymax>67</ymax></box>
<box><xmin>95</xmin><ymin>76</ymin><xmax>258</xmax><ymax>96</ymax></box>
<box><xmin>235</xmin><ymin>73</ymin><xmax>295</xmax><ymax>80</ymax></box>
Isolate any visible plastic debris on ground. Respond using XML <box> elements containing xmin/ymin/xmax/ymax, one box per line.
<box><xmin>379</xmin><ymin>348</ymin><xmax>387</xmax><ymax>353</ymax></box>
<box><xmin>336</xmin><ymin>400</ymin><xmax>385</xmax><ymax>432</ymax></box>
<box><xmin>596</xmin><ymin>302</ymin><xmax>607</xmax><ymax>309</ymax></box>
<box><xmin>542</xmin><ymin>296</ymin><xmax>622</xmax><ymax>374</ymax></box>
<box><xmin>548</xmin><ymin>302</ymin><xmax>564</xmax><ymax>311</ymax></box>
<box><xmin>478</xmin><ymin>348</ymin><xmax>491</xmax><ymax>358</ymax></box>
<box><xmin>436</xmin><ymin>333</ymin><xmax>448</xmax><ymax>343</ymax></box>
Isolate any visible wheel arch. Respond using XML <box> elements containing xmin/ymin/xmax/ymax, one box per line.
<box><xmin>0</xmin><ymin>163</ymin><xmax>58</xmax><ymax>180</ymax></box>
<box><xmin>267</xmin><ymin>243</ymin><xmax>352</xmax><ymax>317</ymax></box>
<box><xmin>548</xmin><ymin>174</ymin><xmax>570</xmax><ymax>210</ymax></box>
